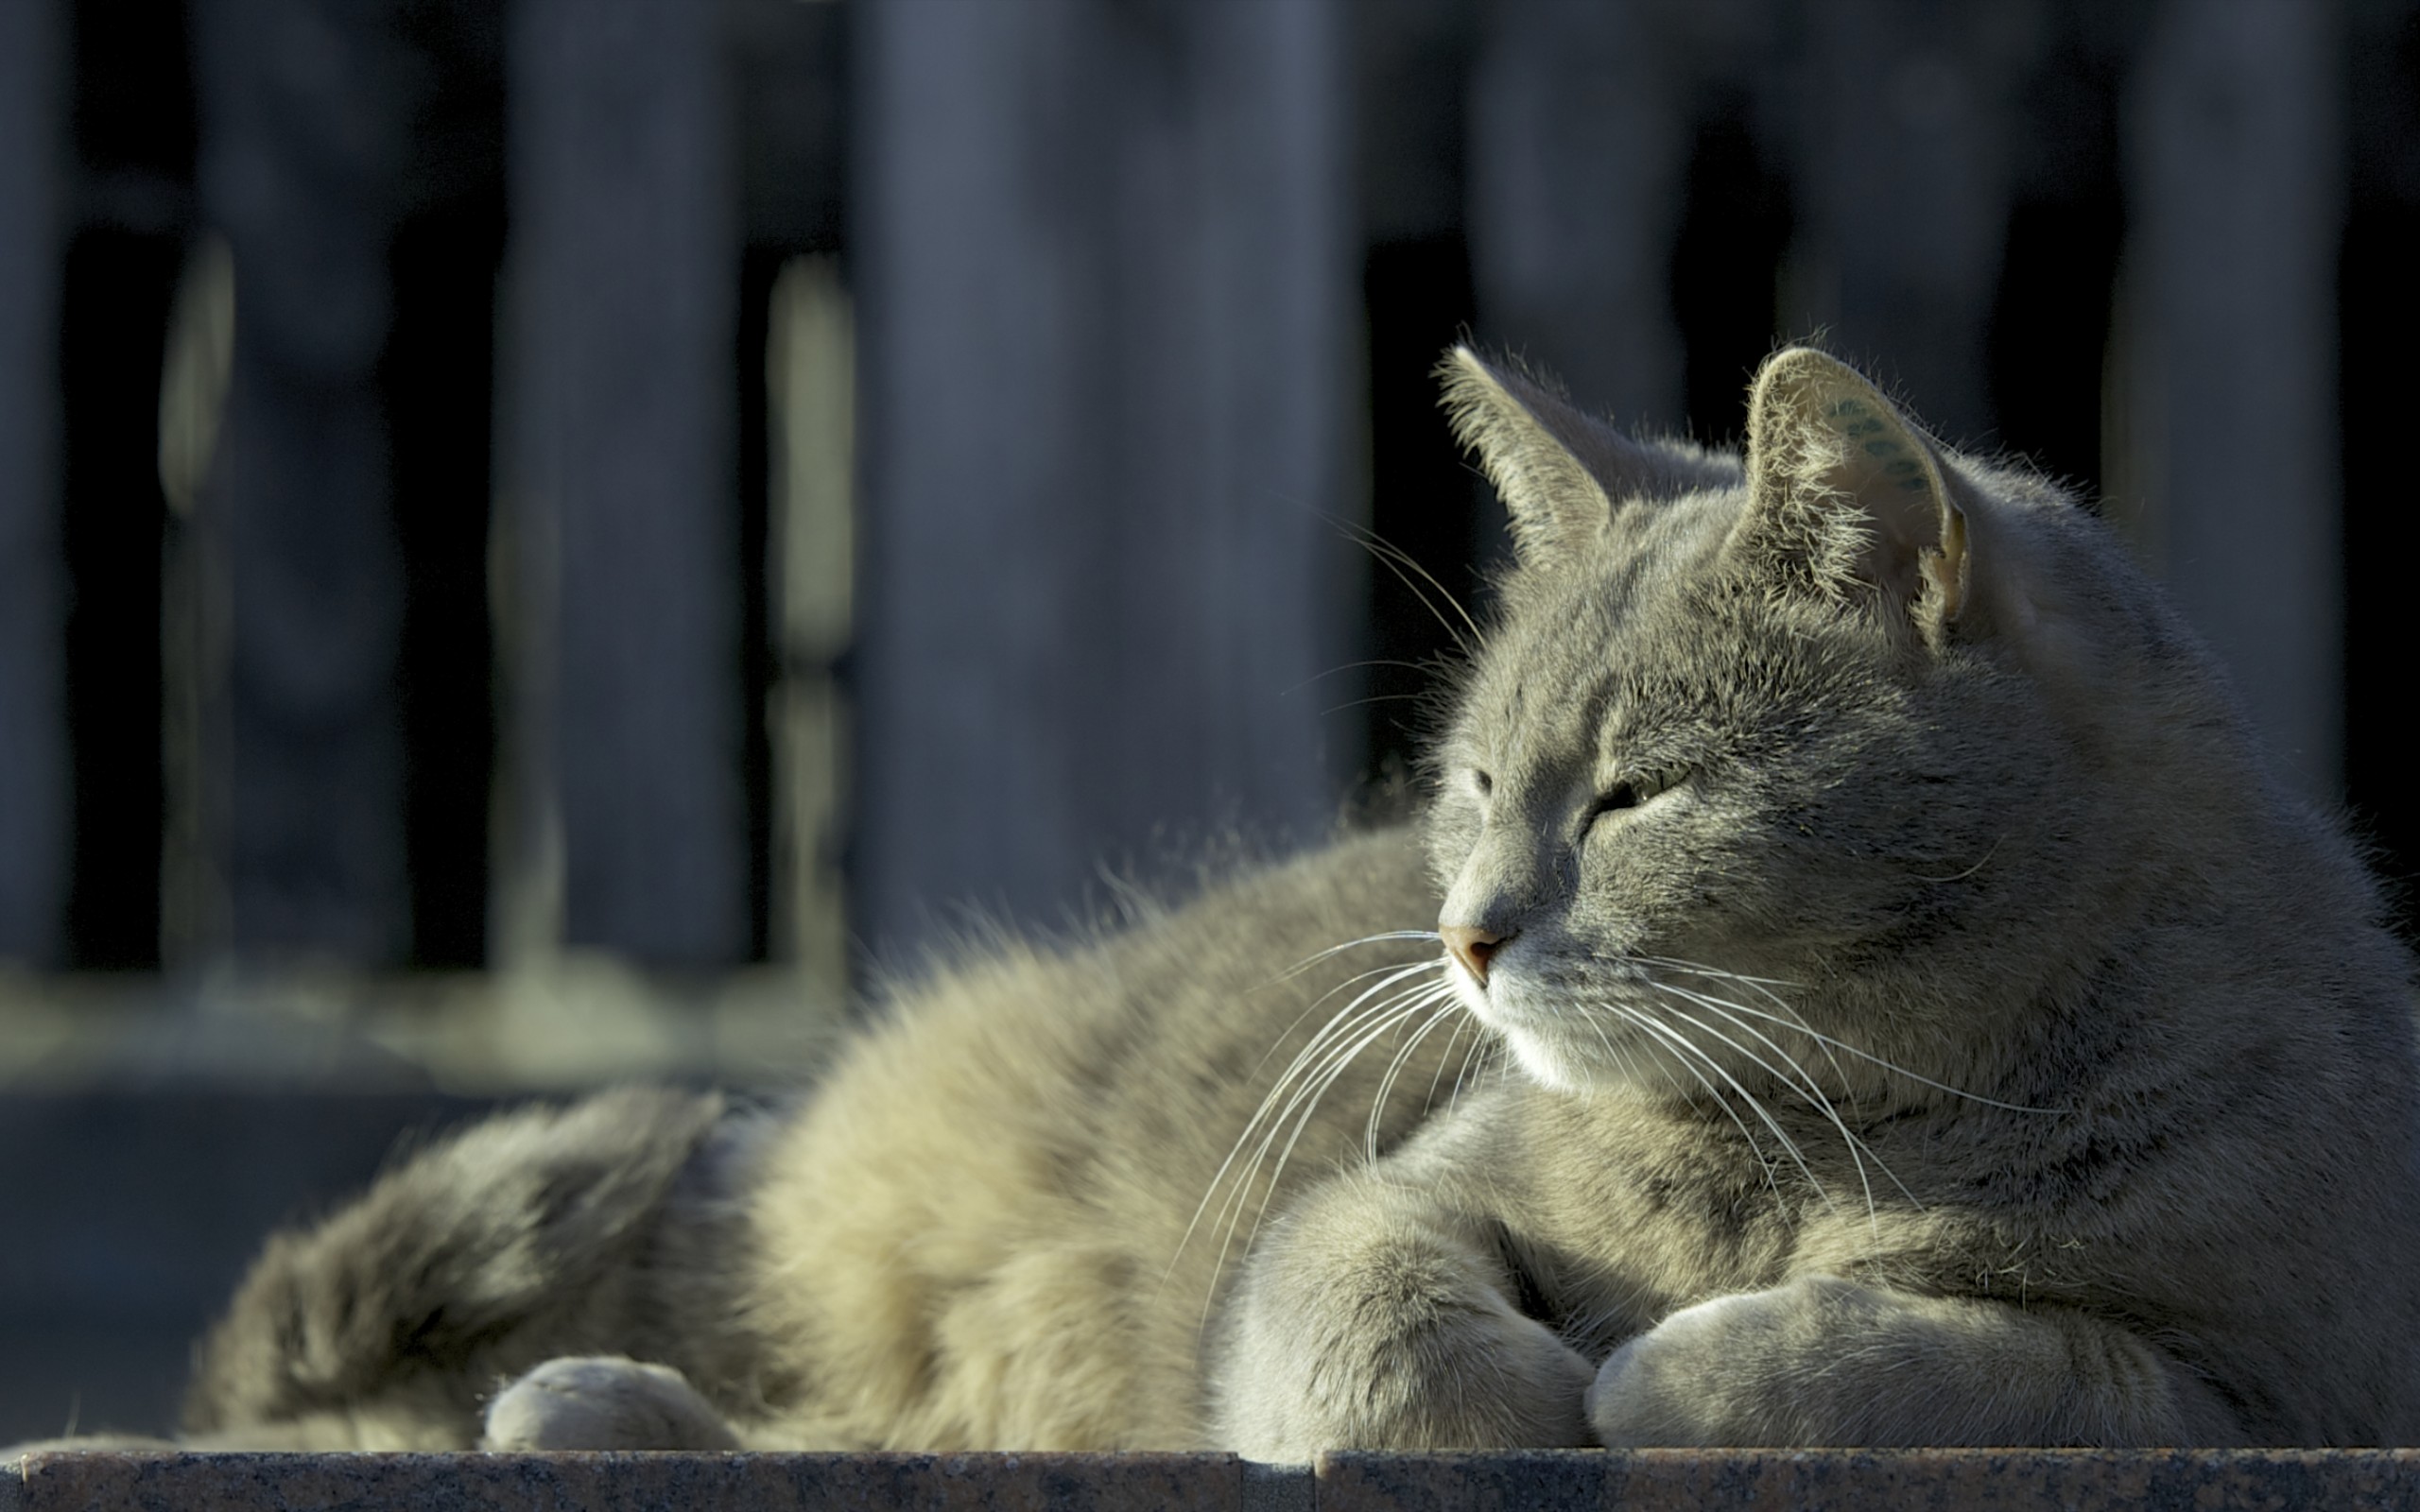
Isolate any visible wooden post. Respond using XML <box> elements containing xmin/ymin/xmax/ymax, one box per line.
<box><xmin>1466</xmin><ymin>0</ymin><xmax>1688</xmax><ymax>431</ymax></box>
<box><xmin>503</xmin><ymin>0</ymin><xmax>745</xmax><ymax>967</ymax></box>
<box><xmin>0</xmin><ymin>0</ymin><xmax>67</xmax><ymax>963</ymax></box>
<box><xmin>766</xmin><ymin>256</ymin><xmax>853</xmax><ymax>1000</ymax></box>
<box><xmin>2125</xmin><ymin>0</ymin><xmax>2344</xmax><ymax>799</ymax></box>
<box><xmin>1789</xmin><ymin>0</ymin><xmax>2031</xmax><ymax>445</ymax></box>
<box><xmin>186</xmin><ymin>0</ymin><xmax>414</xmax><ymax>963</ymax></box>
<box><xmin>854</xmin><ymin>0</ymin><xmax>1358</xmax><ymax>952</ymax></box>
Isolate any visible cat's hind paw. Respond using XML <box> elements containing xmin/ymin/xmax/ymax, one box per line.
<box><xmin>481</xmin><ymin>1356</ymin><xmax>740</xmax><ymax>1451</ymax></box>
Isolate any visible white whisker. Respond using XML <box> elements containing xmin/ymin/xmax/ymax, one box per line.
<box><xmin>1224</xmin><ymin>991</ymin><xmax>1461</xmax><ymax>1284</ymax></box>
<box><xmin>1364</xmin><ymin>998</ymin><xmax>1462</xmax><ymax>1160</ymax></box>
<box><xmin>1609</xmin><ymin>1004</ymin><xmax>1830</xmax><ymax>1209</ymax></box>
<box><xmin>1331</xmin><ymin>515</ymin><xmax>1482</xmax><ymax>654</ymax></box>
<box><xmin>1446</xmin><ymin>1026</ymin><xmax>1497</xmax><ymax>1118</ymax></box>
<box><xmin>1648</xmin><ymin>974</ymin><xmax>2065</xmax><ymax>1114</ymax></box>
<box><xmin>1648</xmin><ymin>989</ymin><xmax>1892</xmax><ymax>1225</ymax></box>
<box><xmin>1169</xmin><ymin>958</ymin><xmax>1448</xmax><ymax>1293</ymax></box>
<box><xmin>1913</xmin><ymin>837</ymin><xmax>2002</xmax><ymax>885</ymax></box>
<box><xmin>1275</xmin><ymin>933</ymin><xmax>1447</xmax><ymax>981</ymax></box>
<box><xmin>1238</xmin><ymin>954</ymin><xmax>1451</xmax><ymax>1085</ymax></box>
<box><xmin>1650</xmin><ymin>975</ymin><xmax>1851</xmax><ymax>1089</ymax></box>
<box><xmin>1591</xmin><ymin>1005</ymin><xmax>1789</xmax><ymax>1200</ymax></box>
<box><xmin>1634</xmin><ymin>955</ymin><xmax>1805</xmax><ymax>993</ymax></box>
<box><xmin>1419</xmin><ymin>1017</ymin><xmax>1474</xmax><ymax>1117</ymax></box>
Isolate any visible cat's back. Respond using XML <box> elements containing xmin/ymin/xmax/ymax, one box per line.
<box><xmin>741</xmin><ymin>822</ymin><xmax>1447</xmax><ymax>1449</ymax></box>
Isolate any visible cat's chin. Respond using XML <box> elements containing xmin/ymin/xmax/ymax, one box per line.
<box><xmin>1499</xmin><ymin>1028</ymin><xmax>1587</xmax><ymax>1092</ymax></box>
<box><xmin>1498</xmin><ymin>1023</ymin><xmax>1687</xmax><ymax>1098</ymax></box>
<box><xmin>1456</xmin><ymin>970</ymin><xmax>1605</xmax><ymax>1093</ymax></box>
<box><xmin>1452</xmin><ymin>977</ymin><xmax>1606</xmax><ymax>1094</ymax></box>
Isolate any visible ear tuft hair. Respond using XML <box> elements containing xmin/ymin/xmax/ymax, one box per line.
<box><xmin>1736</xmin><ymin>347</ymin><xmax>1969</xmax><ymax>640</ymax></box>
<box><xmin>1440</xmin><ymin>346</ymin><xmax>1736</xmax><ymax>561</ymax></box>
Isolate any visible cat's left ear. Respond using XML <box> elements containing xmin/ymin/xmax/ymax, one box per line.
<box><xmin>1441</xmin><ymin>347</ymin><xmax>1738</xmax><ymax>559</ymax></box>
<box><xmin>1733</xmin><ymin>348</ymin><xmax>1969</xmax><ymax>644</ymax></box>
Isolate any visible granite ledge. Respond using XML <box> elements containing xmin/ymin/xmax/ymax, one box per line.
<box><xmin>12</xmin><ymin>1448</ymin><xmax>2420</xmax><ymax>1512</ymax></box>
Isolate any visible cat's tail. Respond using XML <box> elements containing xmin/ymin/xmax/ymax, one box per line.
<box><xmin>181</xmin><ymin>1087</ymin><xmax>735</xmax><ymax>1449</ymax></box>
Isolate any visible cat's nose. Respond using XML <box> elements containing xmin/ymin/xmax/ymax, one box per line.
<box><xmin>1442</xmin><ymin>924</ymin><xmax>1511</xmax><ymax>985</ymax></box>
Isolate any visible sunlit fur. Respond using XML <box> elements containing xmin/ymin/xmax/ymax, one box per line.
<box><xmin>99</xmin><ymin>346</ymin><xmax>2420</xmax><ymax>1462</ymax></box>
<box><xmin>1227</xmin><ymin>346</ymin><xmax>2420</xmax><ymax>1452</ymax></box>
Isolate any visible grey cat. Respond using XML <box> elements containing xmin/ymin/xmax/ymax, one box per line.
<box><xmin>35</xmin><ymin>346</ymin><xmax>2420</xmax><ymax>1457</ymax></box>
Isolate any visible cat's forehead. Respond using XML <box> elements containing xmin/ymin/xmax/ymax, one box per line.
<box><xmin>1465</xmin><ymin>489</ymin><xmax>1743</xmax><ymax>758</ymax></box>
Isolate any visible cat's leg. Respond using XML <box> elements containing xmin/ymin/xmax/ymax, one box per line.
<box><xmin>1211</xmin><ymin>1170</ymin><xmax>1595</xmax><ymax>1457</ymax></box>
<box><xmin>481</xmin><ymin>1357</ymin><xmax>742</xmax><ymax>1450</ymax></box>
<box><xmin>1586</xmin><ymin>1274</ymin><xmax>2241</xmax><ymax>1446</ymax></box>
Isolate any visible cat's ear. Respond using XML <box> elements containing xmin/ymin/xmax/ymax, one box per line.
<box><xmin>1440</xmin><ymin>347</ymin><xmax>1737</xmax><ymax>559</ymax></box>
<box><xmin>1734</xmin><ymin>347</ymin><xmax>1969</xmax><ymax>640</ymax></box>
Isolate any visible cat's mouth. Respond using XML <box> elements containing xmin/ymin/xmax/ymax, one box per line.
<box><xmin>1444</xmin><ymin>951</ymin><xmax>1615</xmax><ymax>1091</ymax></box>
<box><xmin>1448</xmin><ymin>940</ymin><xmax>1651</xmax><ymax>1012</ymax></box>
<box><xmin>1449</xmin><ymin>950</ymin><xmax>1747</xmax><ymax>1096</ymax></box>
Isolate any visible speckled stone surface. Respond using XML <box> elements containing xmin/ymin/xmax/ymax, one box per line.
<box><xmin>3</xmin><ymin>1451</ymin><xmax>1251</xmax><ymax>1512</ymax></box>
<box><xmin>1317</xmin><ymin>1448</ymin><xmax>2420</xmax><ymax>1511</ymax></box>
<box><xmin>12</xmin><ymin>1450</ymin><xmax>2420</xmax><ymax>1511</ymax></box>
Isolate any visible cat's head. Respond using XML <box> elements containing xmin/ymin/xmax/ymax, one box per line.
<box><xmin>1426</xmin><ymin>346</ymin><xmax>2253</xmax><ymax>1103</ymax></box>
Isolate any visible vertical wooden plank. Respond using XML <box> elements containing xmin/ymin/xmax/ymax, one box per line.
<box><xmin>766</xmin><ymin>254</ymin><xmax>854</xmax><ymax>1003</ymax></box>
<box><xmin>2126</xmin><ymin>0</ymin><xmax>2344</xmax><ymax>799</ymax></box>
<box><xmin>0</xmin><ymin>0</ymin><xmax>67</xmax><ymax>962</ymax></box>
<box><xmin>855</xmin><ymin>0</ymin><xmax>1357</xmax><ymax>951</ymax></box>
<box><xmin>1789</xmin><ymin>0</ymin><xmax>2038</xmax><ymax>443</ymax></box>
<box><xmin>505</xmin><ymin>0</ymin><xmax>744</xmax><ymax>966</ymax></box>
<box><xmin>157</xmin><ymin>237</ymin><xmax>235</xmax><ymax>965</ymax></box>
<box><xmin>1466</xmin><ymin>0</ymin><xmax>1688</xmax><ymax>430</ymax></box>
<box><xmin>187</xmin><ymin>0</ymin><xmax>412</xmax><ymax>963</ymax></box>
<box><xmin>1168</xmin><ymin>0</ymin><xmax>1357</xmax><ymax>855</ymax></box>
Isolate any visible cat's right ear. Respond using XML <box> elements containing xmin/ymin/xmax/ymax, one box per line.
<box><xmin>1440</xmin><ymin>347</ymin><xmax>1736</xmax><ymax>559</ymax></box>
<box><xmin>1734</xmin><ymin>348</ymin><xmax>1971</xmax><ymax>644</ymax></box>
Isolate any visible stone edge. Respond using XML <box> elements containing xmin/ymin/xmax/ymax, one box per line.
<box><xmin>17</xmin><ymin>1448</ymin><xmax>2420</xmax><ymax>1512</ymax></box>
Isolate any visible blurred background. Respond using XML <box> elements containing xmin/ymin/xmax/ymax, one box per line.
<box><xmin>1</xmin><ymin>0</ymin><xmax>2413</xmax><ymax>1443</ymax></box>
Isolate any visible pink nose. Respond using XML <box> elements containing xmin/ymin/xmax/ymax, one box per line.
<box><xmin>1442</xmin><ymin>924</ymin><xmax>1510</xmax><ymax>984</ymax></box>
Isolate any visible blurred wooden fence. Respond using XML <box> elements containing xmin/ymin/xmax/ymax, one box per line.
<box><xmin>0</xmin><ymin>0</ymin><xmax>2409</xmax><ymax>978</ymax></box>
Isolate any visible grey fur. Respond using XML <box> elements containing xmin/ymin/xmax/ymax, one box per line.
<box><xmin>35</xmin><ymin>345</ymin><xmax>2418</xmax><ymax>1456</ymax></box>
<box><xmin>179</xmin><ymin>1087</ymin><xmax>775</xmax><ymax>1449</ymax></box>
<box><xmin>1221</xmin><ymin>346</ymin><xmax>2418</xmax><ymax>1451</ymax></box>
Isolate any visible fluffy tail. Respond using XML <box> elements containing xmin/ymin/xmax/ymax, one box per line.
<box><xmin>182</xmin><ymin>1087</ymin><xmax>735</xmax><ymax>1447</ymax></box>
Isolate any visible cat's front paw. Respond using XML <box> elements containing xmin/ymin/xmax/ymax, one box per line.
<box><xmin>1215</xmin><ymin>1171</ymin><xmax>1600</xmax><ymax>1455</ymax></box>
<box><xmin>1587</xmin><ymin>1280</ymin><xmax>1849</xmax><ymax>1447</ymax></box>
<box><xmin>482</xmin><ymin>1356</ymin><xmax>740</xmax><ymax>1451</ymax></box>
<box><xmin>1221</xmin><ymin>1280</ymin><xmax>1596</xmax><ymax>1456</ymax></box>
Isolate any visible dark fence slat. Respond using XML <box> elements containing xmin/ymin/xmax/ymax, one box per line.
<box><xmin>189</xmin><ymin>0</ymin><xmax>413</xmax><ymax>963</ymax></box>
<box><xmin>856</xmin><ymin>0</ymin><xmax>1359</xmax><ymax>951</ymax></box>
<box><xmin>1467</xmin><ymin>0</ymin><xmax>1688</xmax><ymax>430</ymax></box>
<box><xmin>1791</xmin><ymin>0</ymin><xmax>2031</xmax><ymax>445</ymax></box>
<box><xmin>2129</xmin><ymin>0</ymin><xmax>2344</xmax><ymax>799</ymax></box>
<box><xmin>505</xmin><ymin>0</ymin><xmax>745</xmax><ymax>966</ymax></box>
<box><xmin>0</xmin><ymin>0</ymin><xmax>67</xmax><ymax>964</ymax></box>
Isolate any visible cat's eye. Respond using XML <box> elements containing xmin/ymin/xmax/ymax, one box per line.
<box><xmin>1473</xmin><ymin>769</ymin><xmax>1494</xmax><ymax>798</ymax></box>
<box><xmin>1587</xmin><ymin>782</ymin><xmax>1641</xmax><ymax>820</ymax></box>
<box><xmin>1586</xmin><ymin>771</ymin><xmax>1679</xmax><ymax>827</ymax></box>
